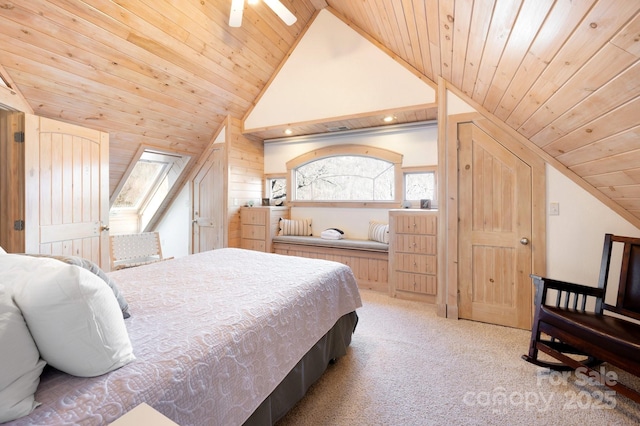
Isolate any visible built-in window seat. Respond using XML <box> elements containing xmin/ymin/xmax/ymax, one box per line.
<box><xmin>272</xmin><ymin>235</ymin><xmax>389</xmax><ymax>292</ymax></box>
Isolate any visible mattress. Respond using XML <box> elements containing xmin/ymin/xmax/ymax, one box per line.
<box><xmin>6</xmin><ymin>248</ymin><xmax>362</xmax><ymax>426</ymax></box>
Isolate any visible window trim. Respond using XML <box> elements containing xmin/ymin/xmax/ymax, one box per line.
<box><xmin>264</xmin><ymin>173</ymin><xmax>287</xmax><ymax>205</ymax></box>
<box><xmin>110</xmin><ymin>146</ymin><xmax>191</xmax><ymax>232</ymax></box>
<box><xmin>285</xmin><ymin>144</ymin><xmax>403</xmax><ymax>208</ymax></box>
<box><xmin>402</xmin><ymin>165</ymin><xmax>438</xmax><ymax>209</ymax></box>
<box><xmin>113</xmin><ymin>155</ymin><xmax>172</xmax><ymax>211</ymax></box>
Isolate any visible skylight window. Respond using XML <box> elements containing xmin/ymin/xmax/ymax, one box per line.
<box><xmin>111</xmin><ymin>149</ymin><xmax>190</xmax><ymax>232</ymax></box>
<box><xmin>113</xmin><ymin>160</ymin><xmax>167</xmax><ymax>209</ymax></box>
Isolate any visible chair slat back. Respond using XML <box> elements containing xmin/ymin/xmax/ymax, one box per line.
<box><xmin>604</xmin><ymin>235</ymin><xmax>640</xmax><ymax>321</ymax></box>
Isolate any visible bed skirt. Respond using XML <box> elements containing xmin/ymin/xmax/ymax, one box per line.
<box><xmin>243</xmin><ymin>311</ymin><xmax>358</xmax><ymax>425</ymax></box>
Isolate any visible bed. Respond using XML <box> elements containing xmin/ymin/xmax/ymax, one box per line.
<box><xmin>2</xmin><ymin>248</ymin><xmax>362</xmax><ymax>425</ymax></box>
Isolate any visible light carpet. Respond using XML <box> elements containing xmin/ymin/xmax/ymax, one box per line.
<box><xmin>277</xmin><ymin>290</ymin><xmax>640</xmax><ymax>426</ymax></box>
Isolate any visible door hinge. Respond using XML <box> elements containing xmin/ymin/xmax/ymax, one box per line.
<box><xmin>14</xmin><ymin>131</ymin><xmax>25</xmax><ymax>143</ymax></box>
<box><xmin>13</xmin><ymin>220</ymin><xmax>24</xmax><ymax>231</ymax></box>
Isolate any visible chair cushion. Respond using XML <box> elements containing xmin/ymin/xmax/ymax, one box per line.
<box><xmin>273</xmin><ymin>235</ymin><xmax>389</xmax><ymax>252</ymax></box>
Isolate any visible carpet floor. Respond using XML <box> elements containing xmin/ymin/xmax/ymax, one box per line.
<box><xmin>276</xmin><ymin>289</ymin><xmax>640</xmax><ymax>426</ymax></box>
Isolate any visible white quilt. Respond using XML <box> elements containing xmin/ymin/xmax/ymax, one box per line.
<box><xmin>6</xmin><ymin>248</ymin><xmax>361</xmax><ymax>426</ymax></box>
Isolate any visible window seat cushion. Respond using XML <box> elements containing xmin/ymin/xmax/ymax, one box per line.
<box><xmin>272</xmin><ymin>236</ymin><xmax>389</xmax><ymax>252</ymax></box>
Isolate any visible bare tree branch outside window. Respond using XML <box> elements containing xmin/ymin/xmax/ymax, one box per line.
<box><xmin>295</xmin><ymin>156</ymin><xmax>394</xmax><ymax>201</ymax></box>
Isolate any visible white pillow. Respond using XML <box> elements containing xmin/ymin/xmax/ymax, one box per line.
<box><xmin>368</xmin><ymin>221</ymin><xmax>389</xmax><ymax>244</ymax></box>
<box><xmin>0</xmin><ymin>246</ymin><xmax>6</xmax><ymax>255</ymax></box>
<box><xmin>0</xmin><ymin>283</ymin><xmax>46</xmax><ymax>423</ymax></box>
<box><xmin>23</xmin><ymin>254</ymin><xmax>130</xmax><ymax>319</ymax></box>
<box><xmin>7</xmin><ymin>255</ymin><xmax>135</xmax><ymax>377</ymax></box>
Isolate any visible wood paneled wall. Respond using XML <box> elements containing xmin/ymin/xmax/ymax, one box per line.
<box><xmin>227</xmin><ymin>116</ymin><xmax>265</xmax><ymax>248</ymax></box>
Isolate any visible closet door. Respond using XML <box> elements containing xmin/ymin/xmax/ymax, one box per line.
<box><xmin>192</xmin><ymin>145</ymin><xmax>225</xmax><ymax>253</ymax></box>
<box><xmin>458</xmin><ymin>122</ymin><xmax>533</xmax><ymax>330</ymax></box>
<box><xmin>24</xmin><ymin>114</ymin><xmax>110</xmax><ymax>268</ymax></box>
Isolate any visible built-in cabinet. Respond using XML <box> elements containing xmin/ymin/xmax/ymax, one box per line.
<box><xmin>240</xmin><ymin>206</ymin><xmax>289</xmax><ymax>252</ymax></box>
<box><xmin>388</xmin><ymin>209</ymin><xmax>438</xmax><ymax>303</ymax></box>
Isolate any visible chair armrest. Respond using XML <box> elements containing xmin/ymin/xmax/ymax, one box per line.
<box><xmin>530</xmin><ymin>275</ymin><xmax>605</xmax><ymax>298</ymax></box>
<box><xmin>531</xmin><ymin>274</ymin><xmax>605</xmax><ymax>313</ymax></box>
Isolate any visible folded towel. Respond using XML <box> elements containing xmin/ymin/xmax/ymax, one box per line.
<box><xmin>321</xmin><ymin>229</ymin><xmax>344</xmax><ymax>240</ymax></box>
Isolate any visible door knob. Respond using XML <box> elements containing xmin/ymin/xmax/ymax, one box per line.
<box><xmin>520</xmin><ymin>237</ymin><xmax>530</xmax><ymax>245</ymax></box>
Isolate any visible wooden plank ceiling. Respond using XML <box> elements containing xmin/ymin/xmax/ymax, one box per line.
<box><xmin>0</xmin><ymin>0</ymin><xmax>638</xmax><ymax>221</ymax></box>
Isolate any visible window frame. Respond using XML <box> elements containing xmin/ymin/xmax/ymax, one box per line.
<box><xmin>112</xmin><ymin>154</ymin><xmax>172</xmax><ymax>212</ymax></box>
<box><xmin>110</xmin><ymin>146</ymin><xmax>191</xmax><ymax>232</ymax></box>
<box><xmin>264</xmin><ymin>173</ymin><xmax>287</xmax><ymax>206</ymax></box>
<box><xmin>285</xmin><ymin>144</ymin><xmax>404</xmax><ymax>208</ymax></box>
<box><xmin>402</xmin><ymin>165</ymin><xmax>438</xmax><ymax>209</ymax></box>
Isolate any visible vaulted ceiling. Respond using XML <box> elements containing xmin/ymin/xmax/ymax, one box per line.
<box><xmin>0</xmin><ymin>1</ymin><xmax>639</xmax><ymax>222</ymax></box>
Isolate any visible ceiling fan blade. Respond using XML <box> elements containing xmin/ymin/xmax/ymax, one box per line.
<box><xmin>229</xmin><ymin>0</ymin><xmax>244</xmax><ymax>27</ymax></box>
<box><xmin>263</xmin><ymin>0</ymin><xmax>297</xmax><ymax>26</ymax></box>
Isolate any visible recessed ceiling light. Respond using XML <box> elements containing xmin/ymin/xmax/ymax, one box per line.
<box><xmin>383</xmin><ymin>115</ymin><xmax>395</xmax><ymax>123</ymax></box>
<box><xmin>284</xmin><ymin>128</ymin><xmax>293</xmax><ymax>135</ymax></box>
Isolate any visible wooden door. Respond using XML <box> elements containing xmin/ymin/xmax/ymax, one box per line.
<box><xmin>192</xmin><ymin>146</ymin><xmax>225</xmax><ymax>253</ymax></box>
<box><xmin>0</xmin><ymin>111</ymin><xmax>25</xmax><ymax>251</ymax></box>
<box><xmin>458</xmin><ymin>122</ymin><xmax>532</xmax><ymax>329</ymax></box>
<box><xmin>24</xmin><ymin>114</ymin><xmax>110</xmax><ymax>267</ymax></box>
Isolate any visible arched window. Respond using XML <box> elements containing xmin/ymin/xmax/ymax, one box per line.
<box><xmin>286</xmin><ymin>145</ymin><xmax>403</xmax><ymax>207</ymax></box>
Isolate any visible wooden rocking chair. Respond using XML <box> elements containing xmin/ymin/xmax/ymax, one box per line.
<box><xmin>522</xmin><ymin>233</ymin><xmax>640</xmax><ymax>403</ymax></box>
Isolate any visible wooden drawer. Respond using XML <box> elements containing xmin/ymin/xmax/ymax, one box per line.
<box><xmin>240</xmin><ymin>206</ymin><xmax>290</xmax><ymax>253</ymax></box>
<box><xmin>395</xmin><ymin>272</ymin><xmax>437</xmax><ymax>295</ymax></box>
<box><xmin>241</xmin><ymin>209</ymin><xmax>267</xmax><ymax>226</ymax></box>
<box><xmin>394</xmin><ymin>234</ymin><xmax>436</xmax><ymax>254</ymax></box>
<box><xmin>388</xmin><ymin>209</ymin><xmax>438</xmax><ymax>303</ymax></box>
<box><xmin>241</xmin><ymin>239</ymin><xmax>266</xmax><ymax>252</ymax></box>
<box><xmin>241</xmin><ymin>224</ymin><xmax>266</xmax><ymax>240</ymax></box>
<box><xmin>393</xmin><ymin>214</ymin><xmax>436</xmax><ymax>235</ymax></box>
<box><xmin>394</xmin><ymin>253</ymin><xmax>436</xmax><ymax>274</ymax></box>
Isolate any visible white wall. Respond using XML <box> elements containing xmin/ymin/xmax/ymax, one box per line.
<box><xmin>290</xmin><ymin>207</ymin><xmax>389</xmax><ymax>240</ymax></box>
<box><xmin>155</xmin><ymin>183</ymin><xmax>190</xmax><ymax>259</ymax></box>
<box><xmin>265</xmin><ymin>121</ymin><xmax>438</xmax><ymax>174</ymax></box>
<box><xmin>245</xmin><ymin>9</ymin><xmax>435</xmax><ymax>131</ymax></box>
<box><xmin>546</xmin><ymin>165</ymin><xmax>640</xmax><ymax>286</ymax></box>
<box><xmin>447</xmin><ymin>90</ymin><xmax>475</xmax><ymax>114</ymax></box>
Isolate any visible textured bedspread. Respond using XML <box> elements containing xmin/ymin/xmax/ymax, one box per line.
<box><xmin>7</xmin><ymin>248</ymin><xmax>361</xmax><ymax>426</ymax></box>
